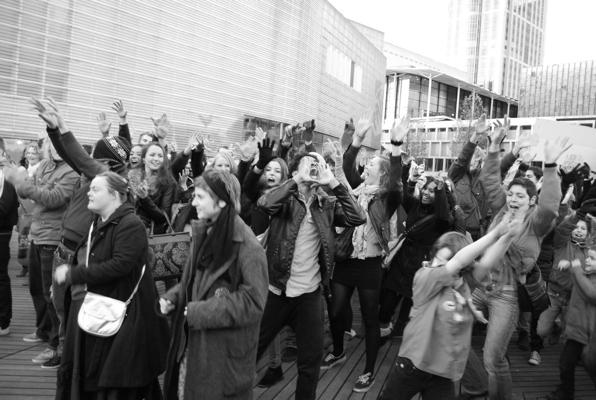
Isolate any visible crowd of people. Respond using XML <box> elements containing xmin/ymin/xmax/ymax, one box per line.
<box><xmin>0</xmin><ymin>97</ymin><xmax>595</xmax><ymax>400</ymax></box>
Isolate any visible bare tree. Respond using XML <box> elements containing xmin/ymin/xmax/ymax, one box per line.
<box><xmin>449</xmin><ymin>93</ymin><xmax>488</xmax><ymax>157</ymax></box>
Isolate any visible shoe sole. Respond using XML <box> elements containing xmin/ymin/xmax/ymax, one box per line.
<box><xmin>528</xmin><ymin>360</ymin><xmax>540</xmax><ymax>366</ymax></box>
<box><xmin>257</xmin><ymin>375</ymin><xmax>284</xmax><ymax>388</ymax></box>
<box><xmin>33</xmin><ymin>359</ymin><xmax>52</xmax><ymax>363</ymax></box>
<box><xmin>353</xmin><ymin>381</ymin><xmax>374</xmax><ymax>393</ymax></box>
<box><xmin>23</xmin><ymin>338</ymin><xmax>45</xmax><ymax>343</ymax></box>
<box><xmin>320</xmin><ymin>357</ymin><xmax>346</xmax><ymax>370</ymax></box>
<box><xmin>41</xmin><ymin>365</ymin><xmax>60</xmax><ymax>369</ymax></box>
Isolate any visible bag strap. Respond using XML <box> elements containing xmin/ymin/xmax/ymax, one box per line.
<box><xmin>124</xmin><ymin>265</ymin><xmax>145</xmax><ymax>306</ymax></box>
<box><xmin>402</xmin><ymin>213</ymin><xmax>435</xmax><ymax>239</ymax></box>
<box><xmin>85</xmin><ymin>222</ymin><xmax>93</xmax><ymax>267</ymax></box>
<box><xmin>150</xmin><ymin>211</ymin><xmax>174</xmax><ymax>236</ymax></box>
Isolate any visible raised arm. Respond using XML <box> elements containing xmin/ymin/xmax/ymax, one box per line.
<box><xmin>474</xmin><ymin>216</ymin><xmax>523</xmax><ymax>279</ymax></box>
<box><xmin>531</xmin><ymin>137</ymin><xmax>571</xmax><ymax>238</ymax></box>
<box><xmin>342</xmin><ymin>113</ymin><xmax>373</xmax><ymax>189</ymax></box>
<box><xmin>481</xmin><ymin>121</ymin><xmax>509</xmax><ymax>213</ymax></box>
<box><xmin>449</xmin><ymin>114</ymin><xmax>488</xmax><ymax>184</ymax></box>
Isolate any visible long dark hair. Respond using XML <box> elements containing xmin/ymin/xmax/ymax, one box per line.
<box><xmin>136</xmin><ymin>143</ymin><xmax>175</xmax><ymax>191</ymax></box>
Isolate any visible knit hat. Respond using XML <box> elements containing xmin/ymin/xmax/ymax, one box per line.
<box><xmin>93</xmin><ymin>137</ymin><xmax>131</xmax><ymax>164</ymax></box>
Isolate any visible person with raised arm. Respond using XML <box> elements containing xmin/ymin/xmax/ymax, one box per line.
<box><xmin>27</xmin><ymin>96</ymin><xmax>132</xmax><ymax>377</ymax></box>
<box><xmin>378</xmin><ymin>215</ymin><xmax>523</xmax><ymax>400</ymax></box>
<box><xmin>462</xmin><ymin>115</ymin><xmax>570</xmax><ymax>400</ymax></box>
<box><xmin>321</xmin><ymin>113</ymin><xmax>404</xmax><ymax>393</ymax></box>
<box><xmin>255</xmin><ymin>149</ymin><xmax>366</xmax><ymax>400</ymax></box>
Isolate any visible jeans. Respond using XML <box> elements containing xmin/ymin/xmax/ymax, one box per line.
<box><xmin>537</xmin><ymin>289</ymin><xmax>569</xmax><ymax>338</ymax></box>
<box><xmin>52</xmin><ymin>242</ymin><xmax>73</xmax><ymax>347</ymax></box>
<box><xmin>378</xmin><ymin>356</ymin><xmax>455</xmax><ymax>400</ymax></box>
<box><xmin>460</xmin><ymin>345</ymin><xmax>489</xmax><ymax>395</ymax></box>
<box><xmin>558</xmin><ymin>339</ymin><xmax>596</xmax><ymax>396</ymax></box>
<box><xmin>268</xmin><ymin>334</ymin><xmax>282</xmax><ymax>369</ymax></box>
<box><xmin>465</xmin><ymin>286</ymin><xmax>519</xmax><ymax>400</ymax></box>
<box><xmin>257</xmin><ymin>289</ymin><xmax>324</xmax><ymax>400</ymax></box>
<box><xmin>28</xmin><ymin>242</ymin><xmax>59</xmax><ymax>350</ymax></box>
<box><xmin>0</xmin><ymin>232</ymin><xmax>12</xmax><ymax>329</ymax></box>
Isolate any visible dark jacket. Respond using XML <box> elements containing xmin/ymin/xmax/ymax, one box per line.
<box><xmin>448</xmin><ymin>140</ymin><xmax>489</xmax><ymax>235</ymax></box>
<box><xmin>16</xmin><ymin>158</ymin><xmax>78</xmax><ymax>245</ymax></box>
<box><xmin>342</xmin><ymin>143</ymin><xmax>403</xmax><ymax>254</ymax></box>
<box><xmin>129</xmin><ymin>169</ymin><xmax>176</xmax><ymax>235</ymax></box>
<box><xmin>47</xmin><ymin>126</ymin><xmax>129</xmax><ymax>245</ymax></box>
<box><xmin>385</xmin><ymin>180</ymin><xmax>451</xmax><ymax>298</ymax></box>
<box><xmin>0</xmin><ymin>177</ymin><xmax>18</xmax><ymax>232</ymax></box>
<box><xmin>159</xmin><ymin>216</ymin><xmax>268</xmax><ymax>400</ymax></box>
<box><xmin>66</xmin><ymin>203</ymin><xmax>170</xmax><ymax>389</ymax></box>
<box><xmin>257</xmin><ymin>179</ymin><xmax>366</xmax><ymax>292</ymax></box>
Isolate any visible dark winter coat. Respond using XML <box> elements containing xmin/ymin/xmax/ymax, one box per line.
<box><xmin>159</xmin><ymin>215</ymin><xmax>268</xmax><ymax>400</ymax></box>
<box><xmin>66</xmin><ymin>203</ymin><xmax>170</xmax><ymax>390</ymax></box>
<box><xmin>565</xmin><ymin>267</ymin><xmax>596</xmax><ymax>346</ymax></box>
<box><xmin>0</xmin><ymin>177</ymin><xmax>18</xmax><ymax>232</ymax></box>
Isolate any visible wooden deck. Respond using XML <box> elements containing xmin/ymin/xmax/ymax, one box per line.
<box><xmin>1</xmin><ymin>235</ymin><xmax>595</xmax><ymax>400</ymax></box>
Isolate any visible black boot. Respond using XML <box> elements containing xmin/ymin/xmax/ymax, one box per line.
<box><xmin>257</xmin><ymin>366</ymin><xmax>284</xmax><ymax>388</ymax></box>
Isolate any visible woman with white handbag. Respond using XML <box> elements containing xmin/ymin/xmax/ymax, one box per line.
<box><xmin>55</xmin><ymin>171</ymin><xmax>170</xmax><ymax>400</ymax></box>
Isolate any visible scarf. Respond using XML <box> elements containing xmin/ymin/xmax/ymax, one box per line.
<box><xmin>199</xmin><ymin>171</ymin><xmax>236</xmax><ymax>271</ymax></box>
<box><xmin>350</xmin><ymin>184</ymin><xmax>379</xmax><ymax>259</ymax></box>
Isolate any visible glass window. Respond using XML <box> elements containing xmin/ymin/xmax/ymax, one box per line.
<box><xmin>435</xmin><ymin>158</ymin><xmax>444</xmax><ymax>172</ymax></box>
<box><xmin>430</xmin><ymin>142</ymin><xmax>440</xmax><ymax>157</ymax></box>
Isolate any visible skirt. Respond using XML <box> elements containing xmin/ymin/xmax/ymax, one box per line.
<box><xmin>332</xmin><ymin>256</ymin><xmax>383</xmax><ymax>290</ymax></box>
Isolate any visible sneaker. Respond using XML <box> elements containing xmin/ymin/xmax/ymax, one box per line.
<box><xmin>32</xmin><ymin>348</ymin><xmax>57</xmax><ymax>364</ymax></box>
<box><xmin>380</xmin><ymin>322</ymin><xmax>393</xmax><ymax>338</ymax></box>
<box><xmin>257</xmin><ymin>366</ymin><xmax>284</xmax><ymax>387</ymax></box>
<box><xmin>41</xmin><ymin>355</ymin><xmax>61</xmax><ymax>370</ymax></box>
<box><xmin>281</xmin><ymin>346</ymin><xmax>297</xmax><ymax>363</ymax></box>
<box><xmin>353</xmin><ymin>372</ymin><xmax>374</xmax><ymax>393</ymax></box>
<box><xmin>16</xmin><ymin>268</ymin><xmax>28</xmax><ymax>277</ymax></box>
<box><xmin>548</xmin><ymin>324</ymin><xmax>563</xmax><ymax>346</ymax></box>
<box><xmin>354</xmin><ymin>324</ymin><xmax>366</xmax><ymax>338</ymax></box>
<box><xmin>546</xmin><ymin>388</ymin><xmax>573</xmax><ymax>400</ymax></box>
<box><xmin>0</xmin><ymin>327</ymin><xmax>9</xmax><ymax>336</ymax></box>
<box><xmin>23</xmin><ymin>332</ymin><xmax>47</xmax><ymax>343</ymax></box>
<box><xmin>516</xmin><ymin>331</ymin><xmax>530</xmax><ymax>351</ymax></box>
<box><xmin>528</xmin><ymin>351</ymin><xmax>541</xmax><ymax>365</ymax></box>
<box><xmin>320</xmin><ymin>352</ymin><xmax>346</xmax><ymax>370</ymax></box>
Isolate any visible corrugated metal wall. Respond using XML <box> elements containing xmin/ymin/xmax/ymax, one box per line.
<box><xmin>519</xmin><ymin>61</ymin><xmax>596</xmax><ymax>117</ymax></box>
<box><xmin>0</xmin><ymin>0</ymin><xmax>386</xmax><ymax>149</ymax></box>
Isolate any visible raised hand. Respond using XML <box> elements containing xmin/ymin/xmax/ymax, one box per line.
<box><xmin>293</xmin><ymin>159</ymin><xmax>318</xmax><ymax>186</ymax></box>
<box><xmin>488</xmin><ymin>115</ymin><xmax>510</xmax><ymax>152</ymax></box>
<box><xmin>150</xmin><ymin>113</ymin><xmax>172</xmax><ymax>139</ymax></box>
<box><xmin>29</xmin><ymin>97</ymin><xmax>69</xmax><ymax>133</ymax></box>
<box><xmin>255</xmin><ymin>138</ymin><xmax>276</xmax><ymax>170</ymax></box>
<box><xmin>353</xmin><ymin>111</ymin><xmax>373</xmax><ymax>146</ymax></box>
<box><xmin>544</xmin><ymin>136</ymin><xmax>572</xmax><ymax>164</ymax></box>
<box><xmin>179</xmin><ymin>170</ymin><xmax>189</xmax><ymax>191</ymax></box>
<box><xmin>235</xmin><ymin>135</ymin><xmax>259</xmax><ymax>161</ymax></box>
<box><xmin>475</xmin><ymin>114</ymin><xmax>489</xmax><ymax>135</ymax></box>
<box><xmin>255</xmin><ymin>126</ymin><xmax>266</xmax><ymax>143</ymax></box>
<box><xmin>97</xmin><ymin>112</ymin><xmax>112</xmax><ymax>137</ymax></box>
<box><xmin>390</xmin><ymin>115</ymin><xmax>410</xmax><ymax>143</ymax></box>
<box><xmin>110</xmin><ymin>100</ymin><xmax>127</xmax><ymax>121</ymax></box>
<box><xmin>328</xmin><ymin>139</ymin><xmax>343</xmax><ymax>171</ymax></box>
<box><xmin>518</xmin><ymin>147</ymin><xmax>537</xmax><ymax>163</ymax></box>
<box><xmin>515</xmin><ymin>130</ymin><xmax>536</xmax><ymax>149</ymax></box>
<box><xmin>341</xmin><ymin>118</ymin><xmax>355</xmax><ymax>149</ymax></box>
<box><xmin>302</xmin><ymin>119</ymin><xmax>316</xmax><ymax>143</ymax></box>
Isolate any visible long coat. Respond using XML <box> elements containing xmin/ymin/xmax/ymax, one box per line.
<box><xmin>67</xmin><ymin>203</ymin><xmax>170</xmax><ymax>390</ymax></box>
<box><xmin>160</xmin><ymin>215</ymin><xmax>268</xmax><ymax>400</ymax></box>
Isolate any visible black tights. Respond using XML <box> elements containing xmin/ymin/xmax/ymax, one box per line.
<box><xmin>329</xmin><ymin>282</ymin><xmax>380</xmax><ymax>375</ymax></box>
<box><xmin>378</xmin><ymin>288</ymin><xmax>412</xmax><ymax>325</ymax></box>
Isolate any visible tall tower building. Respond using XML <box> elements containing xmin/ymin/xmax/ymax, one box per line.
<box><xmin>446</xmin><ymin>0</ymin><xmax>547</xmax><ymax>99</ymax></box>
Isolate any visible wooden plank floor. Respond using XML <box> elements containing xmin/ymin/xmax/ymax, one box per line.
<box><xmin>1</xmin><ymin>234</ymin><xmax>595</xmax><ymax>399</ymax></box>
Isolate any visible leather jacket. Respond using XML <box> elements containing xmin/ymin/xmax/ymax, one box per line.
<box><xmin>342</xmin><ymin>144</ymin><xmax>403</xmax><ymax>254</ymax></box>
<box><xmin>257</xmin><ymin>179</ymin><xmax>366</xmax><ymax>292</ymax></box>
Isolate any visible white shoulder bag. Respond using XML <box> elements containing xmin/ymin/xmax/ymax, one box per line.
<box><xmin>78</xmin><ymin>223</ymin><xmax>145</xmax><ymax>337</ymax></box>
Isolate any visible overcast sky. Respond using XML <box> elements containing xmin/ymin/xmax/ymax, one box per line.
<box><xmin>328</xmin><ymin>0</ymin><xmax>596</xmax><ymax>67</ymax></box>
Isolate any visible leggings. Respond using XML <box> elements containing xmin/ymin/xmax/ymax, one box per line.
<box><xmin>328</xmin><ymin>282</ymin><xmax>380</xmax><ymax>374</ymax></box>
